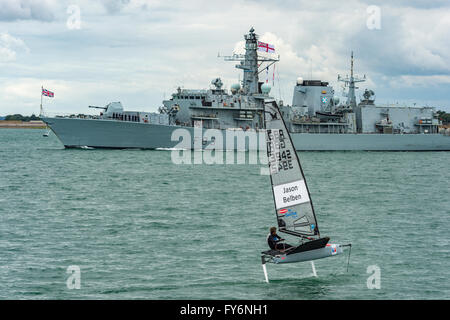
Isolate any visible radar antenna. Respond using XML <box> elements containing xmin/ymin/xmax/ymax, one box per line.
<box><xmin>337</xmin><ymin>51</ymin><xmax>365</xmax><ymax>108</ymax></box>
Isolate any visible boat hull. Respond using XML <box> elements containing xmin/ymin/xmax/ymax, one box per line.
<box><xmin>271</xmin><ymin>244</ymin><xmax>344</xmax><ymax>264</ymax></box>
<box><xmin>42</xmin><ymin>117</ymin><xmax>450</xmax><ymax>151</ymax></box>
<box><xmin>291</xmin><ymin>133</ymin><xmax>450</xmax><ymax>151</ymax></box>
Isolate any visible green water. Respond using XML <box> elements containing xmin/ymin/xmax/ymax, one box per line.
<box><xmin>0</xmin><ymin>129</ymin><xmax>449</xmax><ymax>299</ymax></box>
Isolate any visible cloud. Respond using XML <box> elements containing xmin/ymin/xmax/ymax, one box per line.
<box><xmin>359</xmin><ymin>0</ymin><xmax>450</xmax><ymax>9</ymax></box>
<box><xmin>0</xmin><ymin>32</ymin><xmax>29</xmax><ymax>62</ymax></box>
<box><xmin>99</xmin><ymin>0</ymin><xmax>131</xmax><ymax>14</ymax></box>
<box><xmin>1</xmin><ymin>0</ymin><xmax>450</xmax><ymax>115</ymax></box>
<box><xmin>388</xmin><ymin>75</ymin><xmax>450</xmax><ymax>88</ymax></box>
<box><xmin>0</xmin><ymin>0</ymin><xmax>56</xmax><ymax>21</ymax></box>
<box><xmin>347</xmin><ymin>5</ymin><xmax>450</xmax><ymax>77</ymax></box>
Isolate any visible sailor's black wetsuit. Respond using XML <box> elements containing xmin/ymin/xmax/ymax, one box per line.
<box><xmin>268</xmin><ymin>233</ymin><xmax>293</xmax><ymax>251</ymax></box>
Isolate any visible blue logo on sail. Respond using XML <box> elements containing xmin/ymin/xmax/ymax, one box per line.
<box><xmin>284</xmin><ymin>209</ymin><xmax>298</xmax><ymax>218</ymax></box>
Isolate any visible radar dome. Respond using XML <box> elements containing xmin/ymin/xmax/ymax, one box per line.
<box><xmin>261</xmin><ymin>83</ymin><xmax>271</xmax><ymax>94</ymax></box>
<box><xmin>297</xmin><ymin>77</ymin><xmax>303</xmax><ymax>85</ymax></box>
<box><xmin>230</xmin><ymin>83</ymin><xmax>241</xmax><ymax>94</ymax></box>
<box><xmin>231</xmin><ymin>83</ymin><xmax>241</xmax><ymax>90</ymax></box>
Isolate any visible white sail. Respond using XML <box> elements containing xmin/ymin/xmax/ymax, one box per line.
<box><xmin>265</xmin><ymin>101</ymin><xmax>319</xmax><ymax>239</ymax></box>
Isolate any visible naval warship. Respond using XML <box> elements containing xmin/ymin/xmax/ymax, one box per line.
<box><xmin>42</xmin><ymin>28</ymin><xmax>450</xmax><ymax>151</ymax></box>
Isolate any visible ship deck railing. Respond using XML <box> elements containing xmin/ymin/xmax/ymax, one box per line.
<box><xmin>190</xmin><ymin>105</ymin><xmax>262</xmax><ymax>111</ymax></box>
<box><xmin>291</xmin><ymin>121</ymin><xmax>348</xmax><ymax>126</ymax></box>
<box><xmin>191</xmin><ymin>115</ymin><xmax>219</xmax><ymax>120</ymax></box>
<box><xmin>41</xmin><ymin>112</ymin><xmax>100</xmax><ymax>119</ymax></box>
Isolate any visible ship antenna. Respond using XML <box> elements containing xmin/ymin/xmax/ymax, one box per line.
<box><xmin>338</xmin><ymin>51</ymin><xmax>365</xmax><ymax>108</ymax></box>
<box><xmin>351</xmin><ymin>51</ymin><xmax>354</xmax><ymax>79</ymax></box>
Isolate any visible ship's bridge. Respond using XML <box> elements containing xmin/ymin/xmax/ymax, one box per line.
<box><xmin>162</xmin><ymin>79</ymin><xmax>273</xmax><ymax>129</ymax></box>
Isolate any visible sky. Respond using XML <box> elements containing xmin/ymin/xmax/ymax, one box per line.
<box><xmin>0</xmin><ymin>0</ymin><xmax>449</xmax><ymax>116</ymax></box>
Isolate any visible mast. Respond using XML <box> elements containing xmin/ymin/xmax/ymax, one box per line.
<box><xmin>338</xmin><ymin>51</ymin><xmax>366</xmax><ymax>108</ymax></box>
<box><xmin>40</xmin><ymin>85</ymin><xmax>43</xmax><ymax>117</ymax></box>
<box><xmin>221</xmin><ymin>27</ymin><xmax>279</xmax><ymax>95</ymax></box>
<box><xmin>240</xmin><ymin>27</ymin><xmax>259</xmax><ymax>94</ymax></box>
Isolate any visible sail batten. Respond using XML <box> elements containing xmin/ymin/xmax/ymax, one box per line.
<box><xmin>265</xmin><ymin>101</ymin><xmax>320</xmax><ymax>239</ymax></box>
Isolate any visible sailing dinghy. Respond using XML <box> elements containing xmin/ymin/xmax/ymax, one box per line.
<box><xmin>260</xmin><ymin>100</ymin><xmax>351</xmax><ymax>282</ymax></box>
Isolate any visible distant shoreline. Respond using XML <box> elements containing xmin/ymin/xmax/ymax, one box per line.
<box><xmin>0</xmin><ymin>120</ymin><xmax>46</xmax><ymax>129</ymax></box>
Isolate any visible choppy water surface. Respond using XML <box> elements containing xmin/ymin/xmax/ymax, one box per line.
<box><xmin>0</xmin><ymin>129</ymin><xmax>449</xmax><ymax>299</ymax></box>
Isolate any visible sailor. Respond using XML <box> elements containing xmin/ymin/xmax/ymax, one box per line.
<box><xmin>267</xmin><ymin>227</ymin><xmax>292</xmax><ymax>251</ymax></box>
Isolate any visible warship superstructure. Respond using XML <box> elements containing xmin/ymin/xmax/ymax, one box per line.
<box><xmin>42</xmin><ymin>28</ymin><xmax>450</xmax><ymax>151</ymax></box>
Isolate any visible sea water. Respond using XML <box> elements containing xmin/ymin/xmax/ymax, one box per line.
<box><xmin>0</xmin><ymin>129</ymin><xmax>449</xmax><ymax>299</ymax></box>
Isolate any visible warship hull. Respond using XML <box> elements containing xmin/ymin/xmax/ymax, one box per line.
<box><xmin>44</xmin><ymin>117</ymin><xmax>183</xmax><ymax>149</ymax></box>
<box><xmin>44</xmin><ymin>117</ymin><xmax>450</xmax><ymax>151</ymax></box>
<box><xmin>291</xmin><ymin>132</ymin><xmax>450</xmax><ymax>151</ymax></box>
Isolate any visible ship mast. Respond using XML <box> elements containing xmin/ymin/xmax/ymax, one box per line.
<box><xmin>220</xmin><ymin>27</ymin><xmax>279</xmax><ymax>95</ymax></box>
<box><xmin>338</xmin><ymin>51</ymin><xmax>366</xmax><ymax>108</ymax></box>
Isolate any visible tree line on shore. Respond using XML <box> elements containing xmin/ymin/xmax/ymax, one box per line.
<box><xmin>1</xmin><ymin>114</ymin><xmax>41</xmax><ymax>122</ymax></box>
<box><xmin>436</xmin><ymin>111</ymin><xmax>450</xmax><ymax>125</ymax></box>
